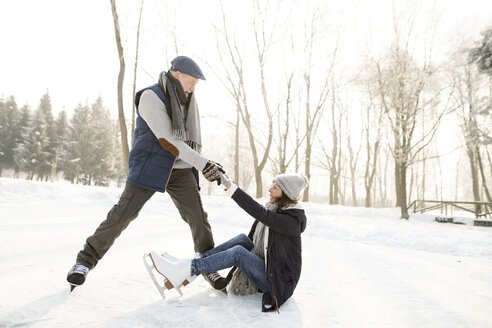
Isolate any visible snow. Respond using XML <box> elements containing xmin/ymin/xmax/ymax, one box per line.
<box><xmin>0</xmin><ymin>177</ymin><xmax>491</xmax><ymax>328</ymax></box>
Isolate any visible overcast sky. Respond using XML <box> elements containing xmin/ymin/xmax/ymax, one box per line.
<box><xmin>1</xmin><ymin>0</ymin><xmax>491</xmax><ymax>198</ymax></box>
<box><xmin>1</xmin><ymin>0</ymin><xmax>491</xmax><ymax>118</ymax></box>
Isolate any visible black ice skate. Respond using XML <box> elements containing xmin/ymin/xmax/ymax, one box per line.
<box><xmin>67</xmin><ymin>264</ymin><xmax>89</xmax><ymax>292</ymax></box>
<box><xmin>203</xmin><ymin>272</ymin><xmax>228</xmax><ymax>293</ymax></box>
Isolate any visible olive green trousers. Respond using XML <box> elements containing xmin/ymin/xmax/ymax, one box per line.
<box><xmin>76</xmin><ymin>168</ymin><xmax>214</xmax><ymax>269</ymax></box>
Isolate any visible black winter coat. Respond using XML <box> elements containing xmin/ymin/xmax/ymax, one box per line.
<box><xmin>230</xmin><ymin>188</ymin><xmax>307</xmax><ymax>312</ymax></box>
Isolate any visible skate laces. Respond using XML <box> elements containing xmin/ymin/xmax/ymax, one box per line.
<box><xmin>206</xmin><ymin>272</ymin><xmax>222</xmax><ymax>282</ymax></box>
<box><xmin>73</xmin><ymin>264</ymin><xmax>89</xmax><ymax>275</ymax></box>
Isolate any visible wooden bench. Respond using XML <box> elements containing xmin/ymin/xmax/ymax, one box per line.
<box><xmin>435</xmin><ymin>216</ymin><xmax>453</xmax><ymax>223</ymax></box>
<box><xmin>474</xmin><ymin>220</ymin><xmax>492</xmax><ymax>227</ymax></box>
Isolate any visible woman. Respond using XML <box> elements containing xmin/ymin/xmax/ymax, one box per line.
<box><xmin>147</xmin><ymin>173</ymin><xmax>308</xmax><ymax>312</ymax></box>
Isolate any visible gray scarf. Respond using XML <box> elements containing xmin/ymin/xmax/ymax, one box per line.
<box><xmin>228</xmin><ymin>203</ymin><xmax>278</xmax><ymax>295</ymax></box>
<box><xmin>158</xmin><ymin>71</ymin><xmax>202</xmax><ymax>153</ymax></box>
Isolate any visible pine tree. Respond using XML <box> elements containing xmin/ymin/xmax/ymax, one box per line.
<box><xmin>0</xmin><ymin>97</ymin><xmax>9</xmax><ymax>175</ymax></box>
<box><xmin>64</xmin><ymin>103</ymin><xmax>95</xmax><ymax>184</ymax></box>
<box><xmin>471</xmin><ymin>27</ymin><xmax>492</xmax><ymax>74</ymax></box>
<box><xmin>14</xmin><ymin>93</ymin><xmax>56</xmax><ymax>180</ymax></box>
<box><xmin>471</xmin><ymin>28</ymin><xmax>492</xmax><ymax>143</ymax></box>
<box><xmin>14</xmin><ymin>105</ymin><xmax>30</xmax><ymax>177</ymax></box>
<box><xmin>51</xmin><ymin>110</ymin><xmax>69</xmax><ymax>180</ymax></box>
<box><xmin>91</xmin><ymin>97</ymin><xmax>114</xmax><ymax>186</ymax></box>
<box><xmin>37</xmin><ymin>92</ymin><xmax>56</xmax><ymax>180</ymax></box>
<box><xmin>14</xmin><ymin>107</ymin><xmax>48</xmax><ymax>180</ymax></box>
<box><xmin>0</xmin><ymin>96</ymin><xmax>22</xmax><ymax>176</ymax></box>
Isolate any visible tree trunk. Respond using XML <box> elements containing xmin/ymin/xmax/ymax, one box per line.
<box><xmin>477</xmin><ymin>146</ymin><xmax>492</xmax><ymax>202</ymax></box>
<box><xmin>399</xmin><ymin>164</ymin><xmax>410</xmax><ymax>219</ymax></box>
<box><xmin>50</xmin><ymin>147</ymin><xmax>58</xmax><ymax>182</ymax></box>
<box><xmin>487</xmin><ymin>148</ymin><xmax>492</xmax><ymax>179</ymax></box>
<box><xmin>351</xmin><ymin>172</ymin><xmax>357</xmax><ymax>206</ymax></box>
<box><xmin>466</xmin><ymin>147</ymin><xmax>480</xmax><ymax>202</ymax></box>
<box><xmin>255</xmin><ymin>169</ymin><xmax>263</xmax><ymax>197</ymax></box>
<box><xmin>382</xmin><ymin>150</ymin><xmax>389</xmax><ymax>206</ymax></box>
<box><xmin>275</xmin><ymin>72</ymin><xmax>294</xmax><ymax>175</ymax></box>
<box><xmin>110</xmin><ymin>0</ymin><xmax>129</xmax><ymax>172</ymax></box>
<box><xmin>365</xmin><ymin>184</ymin><xmax>372</xmax><ymax>207</ymax></box>
<box><xmin>303</xmin><ymin>139</ymin><xmax>311</xmax><ymax>201</ymax></box>
<box><xmin>364</xmin><ymin>137</ymin><xmax>380</xmax><ymax>207</ymax></box>
<box><xmin>234</xmin><ymin>106</ymin><xmax>240</xmax><ymax>184</ymax></box>
<box><xmin>408</xmin><ymin>166</ymin><xmax>414</xmax><ymax>206</ymax></box>
<box><xmin>395</xmin><ymin>161</ymin><xmax>402</xmax><ymax>207</ymax></box>
<box><xmin>329</xmin><ymin>103</ymin><xmax>339</xmax><ymax>204</ymax></box>
<box><xmin>303</xmin><ymin>75</ymin><xmax>312</xmax><ymax>202</ymax></box>
<box><xmin>131</xmin><ymin>0</ymin><xmax>145</xmax><ymax>144</ymax></box>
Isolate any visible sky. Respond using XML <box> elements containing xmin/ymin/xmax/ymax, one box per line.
<box><xmin>0</xmin><ymin>0</ymin><xmax>491</xmax><ymax>200</ymax></box>
<box><xmin>0</xmin><ymin>0</ymin><xmax>118</xmax><ymax>113</ymax></box>
<box><xmin>1</xmin><ymin>0</ymin><xmax>491</xmax><ymax>118</ymax></box>
<box><xmin>1</xmin><ymin>177</ymin><xmax>491</xmax><ymax>327</ymax></box>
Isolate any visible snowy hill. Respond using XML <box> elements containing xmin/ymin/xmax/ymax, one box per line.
<box><xmin>0</xmin><ymin>177</ymin><xmax>491</xmax><ymax>328</ymax></box>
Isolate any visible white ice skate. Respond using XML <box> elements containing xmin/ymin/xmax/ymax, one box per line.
<box><xmin>160</xmin><ymin>251</ymin><xmax>196</xmax><ymax>286</ymax></box>
<box><xmin>143</xmin><ymin>251</ymin><xmax>192</xmax><ymax>299</ymax></box>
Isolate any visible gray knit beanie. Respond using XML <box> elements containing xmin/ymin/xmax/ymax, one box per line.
<box><xmin>274</xmin><ymin>173</ymin><xmax>309</xmax><ymax>201</ymax></box>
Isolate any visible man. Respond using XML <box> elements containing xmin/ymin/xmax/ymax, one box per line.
<box><xmin>67</xmin><ymin>56</ymin><xmax>228</xmax><ymax>292</ymax></box>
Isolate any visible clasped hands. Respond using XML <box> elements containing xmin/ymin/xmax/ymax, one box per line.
<box><xmin>201</xmin><ymin>161</ymin><xmax>231</xmax><ymax>190</ymax></box>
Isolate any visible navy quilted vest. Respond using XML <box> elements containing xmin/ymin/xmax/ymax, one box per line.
<box><xmin>126</xmin><ymin>83</ymin><xmax>198</xmax><ymax>192</ymax></box>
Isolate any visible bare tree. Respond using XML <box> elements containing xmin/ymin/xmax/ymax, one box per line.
<box><xmin>346</xmin><ymin>124</ymin><xmax>362</xmax><ymax>206</ymax></box>
<box><xmin>273</xmin><ymin>72</ymin><xmax>294</xmax><ymax>175</ymax></box>
<box><xmin>110</xmin><ymin>0</ymin><xmax>129</xmax><ymax>171</ymax></box>
<box><xmin>250</xmin><ymin>0</ymin><xmax>274</xmax><ymax>195</ymax></box>
<box><xmin>365</xmin><ymin>2</ymin><xmax>456</xmax><ymax>218</ymax></box>
<box><xmin>362</xmin><ymin>95</ymin><xmax>384</xmax><ymax>207</ymax></box>
<box><xmin>321</xmin><ymin>93</ymin><xmax>345</xmax><ymax>205</ymax></box>
<box><xmin>435</xmin><ymin>152</ymin><xmax>444</xmax><ymax>201</ymax></box>
<box><xmin>272</xmin><ymin>70</ymin><xmax>307</xmax><ymax>175</ymax></box>
<box><xmin>233</xmin><ymin>105</ymin><xmax>240</xmax><ymax>184</ymax></box>
<box><xmin>270</xmin><ymin>27</ymin><xmax>307</xmax><ymax>176</ymax></box>
<box><xmin>316</xmin><ymin>92</ymin><xmax>347</xmax><ymax>205</ymax></box>
<box><xmin>370</xmin><ymin>41</ymin><xmax>445</xmax><ymax>218</ymax></box>
<box><xmin>451</xmin><ymin>52</ymin><xmax>492</xmax><ymax>204</ymax></box>
<box><xmin>293</xmin><ymin>88</ymin><xmax>303</xmax><ymax>172</ymax></box>
<box><xmin>208</xmin><ymin>19</ymin><xmax>243</xmax><ymax>188</ymax></box>
<box><xmin>470</xmin><ymin>30</ymin><xmax>492</xmax><ymax>204</ymax></box>
<box><xmin>211</xmin><ymin>2</ymin><xmax>275</xmax><ymax>197</ymax></box>
<box><xmin>302</xmin><ymin>11</ymin><xmax>333</xmax><ymax>201</ymax></box>
<box><xmin>131</xmin><ymin>0</ymin><xmax>145</xmax><ymax>143</ymax></box>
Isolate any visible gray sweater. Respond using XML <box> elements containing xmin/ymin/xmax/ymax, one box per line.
<box><xmin>138</xmin><ymin>89</ymin><xmax>208</xmax><ymax>171</ymax></box>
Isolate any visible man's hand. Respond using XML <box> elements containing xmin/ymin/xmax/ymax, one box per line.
<box><xmin>202</xmin><ymin>161</ymin><xmax>225</xmax><ymax>185</ymax></box>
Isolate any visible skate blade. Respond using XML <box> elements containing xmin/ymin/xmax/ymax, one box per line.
<box><xmin>144</xmin><ymin>253</ymin><xmax>186</xmax><ymax>298</ymax></box>
<box><xmin>143</xmin><ymin>253</ymin><xmax>168</xmax><ymax>300</ymax></box>
<box><xmin>175</xmin><ymin>285</ymin><xmax>183</xmax><ymax>297</ymax></box>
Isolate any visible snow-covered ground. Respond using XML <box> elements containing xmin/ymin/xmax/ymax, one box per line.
<box><xmin>0</xmin><ymin>177</ymin><xmax>491</xmax><ymax>328</ymax></box>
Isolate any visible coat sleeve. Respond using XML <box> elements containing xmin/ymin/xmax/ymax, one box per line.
<box><xmin>230</xmin><ymin>188</ymin><xmax>303</xmax><ymax>236</ymax></box>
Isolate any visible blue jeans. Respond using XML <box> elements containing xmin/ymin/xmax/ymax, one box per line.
<box><xmin>191</xmin><ymin>234</ymin><xmax>270</xmax><ymax>293</ymax></box>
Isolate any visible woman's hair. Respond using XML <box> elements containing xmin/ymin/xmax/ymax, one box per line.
<box><xmin>274</xmin><ymin>190</ymin><xmax>297</xmax><ymax>208</ymax></box>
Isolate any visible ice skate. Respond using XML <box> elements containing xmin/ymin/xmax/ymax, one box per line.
<box><xmin>67</xmin><ymin>264</ymin><xmax>89</xmax><ymax>292</ymax></box>
<box><xmin>203</xmin><ymin>271</ymin><xmax>228</xmax><ymax>293</ymax></box>
<box><xmin>143</xmin><ymin>251</ymin><xmax>192</xmax><ymax>299</ymax></box>
<box><xmin>160</xmin><ymin>251</ymin><xmax>196</xmax><ymax>287</ymax></box>
<box><xmin>164</xmin><ymin>251</ymin><xmax>226</xmax><ymax>292</ymax></box>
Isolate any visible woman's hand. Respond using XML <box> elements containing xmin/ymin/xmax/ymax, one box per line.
<box><xmin>219</xmin><ymin>172</ymin><xmax>232</xmax><ymax>190</ymax></box>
